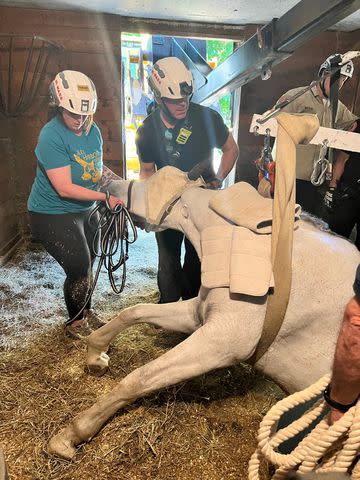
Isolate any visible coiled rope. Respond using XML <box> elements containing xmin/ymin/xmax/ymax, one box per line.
<box><xmin>65</xmin><ymin>196</ymin><xmax>137</xmax><ymax>325</ymax></box>
<box><xmin>248</xmin><ymin>374</ymin><xmax>360</xmax><ymax>479</ymax></box>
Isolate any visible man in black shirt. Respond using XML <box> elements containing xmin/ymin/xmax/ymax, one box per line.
<box><xmin>136</xmin><ymin>56</ymin><xmax>238</xmax><ymax>303</ymax></box>
<box><xmin>325</xmin><ymin>120</ymin><xmax>360</xmax><ymax>250</ymax></box>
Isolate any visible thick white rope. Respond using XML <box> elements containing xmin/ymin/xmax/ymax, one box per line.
<box><xmin>248</xmin><ymin>373</ymin><xmax>360</xmax><ymax>479</ymax></box>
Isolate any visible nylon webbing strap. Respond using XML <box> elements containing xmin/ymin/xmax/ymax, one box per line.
<box><xmin>249</xmin><ymin>113</ymin><xmax>320</xmax><ymax>365</ymax></box>
<box><xmin>328</xmin><ymin>68</ymin><xmax>340</xmax><ymax>165</ymax></box>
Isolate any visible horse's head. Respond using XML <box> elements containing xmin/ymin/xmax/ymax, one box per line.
<box><xmin>106</xmin><ymin>166</ymin><xmax>207</xmax><ymax>233</ymax></box>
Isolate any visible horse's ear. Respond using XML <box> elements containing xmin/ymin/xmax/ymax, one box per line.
<box><xmin>187</xmin><ymin>166</ymin><xmax>201</xmax><ymax>181</ymax></box>
<box><xmin>187</xmin><ymin>160</ymin><xmax>214</xmax><ymax>181</ymax></box>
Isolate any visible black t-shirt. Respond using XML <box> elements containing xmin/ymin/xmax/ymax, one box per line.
<box><xmin>135</xmin><ymin>103</ymin><xmax>229</xmax><ymax>181</ymax></box>
<box><xmin>341</xmin><ymin>122</ymin><xmax>360</xmax><ymax>187</ymax></box>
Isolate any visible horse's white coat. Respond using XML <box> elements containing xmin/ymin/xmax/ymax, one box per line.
<box><xmin>48</xmin><ymin>176</ymin><xmax>360</xmax><ymax>459</ymax></box>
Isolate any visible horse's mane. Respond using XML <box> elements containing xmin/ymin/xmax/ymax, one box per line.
<box><xmin>300</xmin><ymin>211</ymin><xmax>353</xmax><ymax>245</ymax></box>
<box><xmin>300</xmin><ymin>211</ymin><xmax>330</xmax><ymax>232</ymax></box>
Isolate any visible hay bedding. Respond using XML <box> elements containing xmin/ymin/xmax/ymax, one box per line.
<box><xmin>0</xmin><ymin>231</ymin><xmax>283</xmax><ymax>479</ymax></box>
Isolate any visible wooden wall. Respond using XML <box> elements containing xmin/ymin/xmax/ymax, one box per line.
<box><xmin>0</xmin><ymin>6</ymin><xmax>125</xmax><ymax>250</ymax></box>
<box><xmin>0</xmin><ymin>137</ymin><xmax>19</xmax><ymax>262</ymax></box>
<box><xmin>237</xmin><ymin>30</ymin><xmax>360</xmax><ymax>185</ymax></box>
<box><xmin>0</xmin><ymin>5</ymin><xmax>247</xmax><ymax>256</ymax></box>
<box><xmin>0</xmin><ymin>4</ymin><xmax>359</xmax><ymax>257</ymax></box>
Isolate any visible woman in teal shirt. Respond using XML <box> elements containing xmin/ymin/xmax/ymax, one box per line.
<box><xmin>28</xmin><ymin>70</ymin><xmax>123</xmax><ymax>339</ymax></box>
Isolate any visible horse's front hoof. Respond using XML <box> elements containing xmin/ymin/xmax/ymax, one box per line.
<box><xmin>86</xmin><ymin>351</ymin><xmax>109</xmax><ymax>377</ymax></box>
<box><xmin>47</xmin><ymin>431</ymin><xmax>77</xmax><ymax>460</ymax></box>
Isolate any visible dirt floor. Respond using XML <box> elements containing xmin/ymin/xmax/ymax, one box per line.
<box><xmin>0</xmin><ymin>230</ymin><xmax>284</xmax><ymax>480</ymax></box>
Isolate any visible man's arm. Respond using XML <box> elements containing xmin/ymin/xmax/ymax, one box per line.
<box><xmin>216</xmin><ymin>133</ymin><xmax>239</xmax><ymax>181</ymax></box>
<box><xmin>139</xmin><ymin>161</ymin><xmax>156</xmax><ymax>179</ymax></box>
<box><xmin>329</xmin><ymin>150</ymin><xmax>350</xmax><ymax>188</ymax></box>
<box><xmin>328</xmin><ymin>294</ymin><xmax>360</xmax><ymax>424</ymax></box>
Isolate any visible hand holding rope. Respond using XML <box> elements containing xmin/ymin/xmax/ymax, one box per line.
<box><xmin>91</xmin><ymin>191</ymin><xmax>137</xmax><ymax>295</ymax></box>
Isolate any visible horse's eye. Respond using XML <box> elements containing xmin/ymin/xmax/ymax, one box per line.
<box><xmin>181</xmin><ymin>204</ymin><xmax>189</xmax><ymax>219</ymax></box>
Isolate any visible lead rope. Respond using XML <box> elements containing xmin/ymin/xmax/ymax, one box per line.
<box><xmin>248</xmin><ymin>374</ymin><xmax>360</xmax><ymax>479</ymax></box>
<box><xmin>91</xmin><ymin>193</ymin><xmax>137</xmax><ymax>294</ymax></box>
<box><xmin>65</xmin><ymin>188</ymin><xmax>137</xmax><ymax>326</ymax></box>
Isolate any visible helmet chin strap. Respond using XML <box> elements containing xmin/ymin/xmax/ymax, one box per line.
<box><xmin>158</xmin><ymin>94</ymin><xmax>193</xmax><ymax>126</ymax></box>
<box><xmin>159</xmin><ymin>99</ymin><xmax>178</xmax><ymax>125</ymax></box>
<box><xmin>319</xmin><ymin>78</ymin><xmax>328</xmax><ymax>99</ymax></box>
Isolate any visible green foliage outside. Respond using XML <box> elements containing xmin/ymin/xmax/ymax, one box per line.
<box><xmin>206</xmin><ymin>40</ymin><xmax>234</xmax><ymax>127</ymax></box>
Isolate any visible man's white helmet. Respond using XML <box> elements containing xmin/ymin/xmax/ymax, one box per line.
<box><xmin>149</xmin><ymin>57</ymin><xmax>194</xmax><ymax>102</ymax></box>
<box><xmin>318</xmin><ymin>53</ymin><xmax>354</xmax><ymax>79</ymax></box>
<box><xmin>49</xmin><ymin>70</ymin><xmax>97</xmax><ymax>115</ymax></box>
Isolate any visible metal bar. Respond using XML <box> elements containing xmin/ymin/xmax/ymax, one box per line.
<box><xmin>171</xmin><ymin>38</ymin><xmax>207</xmax><ymax>88</ymax></box>
<box><xmin>14</xmin><ymin>35</ymin><xmax>35</xmax><ymax>111</ymax></box>
<box><xmin>7</xmin><ymin>36</ymin><xmax>13</xmax><ymax>115</ymax></box>
<box><xmin>192</xmin><ymin>0</ymin><xmax>360</xmax><ymax>106</ymax></box>
<box><xmin>185</xmin><ymin>41</ymin><xmax>212</xmax><ymax>76</ymax></box>
<box><xmin>193</xmin><ymin>21</ymin><xmax>289</xmax><ymax>105</ymax></box>
<box><xmin>274</xmin><ymin>0</ymin><xmax>360</xmax><ymax>52</ymax></box>
<box><xmin>0</xmin><ymin>33</ymin><xmax>62</xmax><ymax>50</ymax></box>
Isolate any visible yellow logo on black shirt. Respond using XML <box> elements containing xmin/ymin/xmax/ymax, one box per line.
<box><xmin>176</xmin><ymin>127</ymin><xmax>192</xmax><ymax>145</ymax></box>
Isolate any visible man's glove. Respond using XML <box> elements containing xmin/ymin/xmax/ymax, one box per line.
<box><xmin>324</xmin><ymin>187</ymin><xmax>336</xmax><ymax>211</ymax></box>
<box><xmin>205</xmin><ymin>177</ymin><xmax>223</xmax><ymax>190</ymax></box>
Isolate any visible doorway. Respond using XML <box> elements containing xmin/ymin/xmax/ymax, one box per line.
<box><xmin>121</xmin><ymin>33</ymin><xmax>238</xmax><ymax>181</ymax></box>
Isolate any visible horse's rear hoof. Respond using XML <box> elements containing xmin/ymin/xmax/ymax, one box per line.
<box><xmin>47</xmin><ymin>434</ymin><xmax>77</xmax><ymax>461</ymax></box>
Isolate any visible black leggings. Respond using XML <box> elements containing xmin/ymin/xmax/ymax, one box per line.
<box><xmin>28</xmin><ymin>209</ymin><xmax>99</xmax><ymax>322</ymax></box>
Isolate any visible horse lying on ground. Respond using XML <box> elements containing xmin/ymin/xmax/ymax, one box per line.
<box><xmin>47</xmin><ymin>163</ymin><xmax>359</xmax><ymax>460</ymax></box>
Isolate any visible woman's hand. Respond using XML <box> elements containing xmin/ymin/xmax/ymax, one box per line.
<box><xmin>108</xmin><ymin>195</ymin><xmax>124</xmax><ymax>210</ymax></box>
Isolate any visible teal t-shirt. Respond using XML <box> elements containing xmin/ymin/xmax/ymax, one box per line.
<box><xmin>28</xmin><ymin>116</ymin><xmax>103</xmax><ymax>214</ymax></box>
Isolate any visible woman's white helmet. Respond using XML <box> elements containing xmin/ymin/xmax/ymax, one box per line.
<box><xmin>49</xmin><ymin>70</ymin><xmax>97</xmax><ymax>115</ymax></box>
<box><xmin>149</xmin><ymin>57</ymin><xmax>194</xmax><ymax>102</ymax></box>
<box><xmin>318</xmin><ymin>53</ymin><xmax>354</xmax><ymax>79</ymax></box>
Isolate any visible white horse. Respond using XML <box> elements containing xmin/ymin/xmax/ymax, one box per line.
<box><xmin>48</xmin><ymin>167</ymin><xmax>360</xmax><ymax>460</ymax></box>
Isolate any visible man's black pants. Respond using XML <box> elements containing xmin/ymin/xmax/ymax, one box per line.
<box><xmin>155</xmin><ymin>229</ymin><xmax>201</xmax><ymax>303</ymax></box>
<box><xmin>328</xmin><ymin>192</ymin><xmax>360</xmax><ymax>250</ymax></box>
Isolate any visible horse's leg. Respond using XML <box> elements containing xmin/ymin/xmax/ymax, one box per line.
<box><xmin>87</xmin><ymin>298</ymin><xmax>200</xmax><ymax>375</ymax></box>
<box><xmin>48</xmin><ymin>314</ymin><xmax>248</xmax><ymax>460</ymax></box>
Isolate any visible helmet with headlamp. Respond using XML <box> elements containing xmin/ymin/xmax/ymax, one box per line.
<box><xmin>49</xmin><ymin>70</ymin><xmax>97</xmax><ymax>115</ymax></box>
<box><xmin>318</xmin><ymin>54</ymin><xmax>354</xmax><ymax>80</ymax></box>
<box><xmin>149</xmin><ymin>57</ymin><xmax>194</xmax><ymax>102</ymax></box>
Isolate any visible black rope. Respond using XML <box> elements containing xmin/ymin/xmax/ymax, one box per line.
<box><xmin>65</xmin><ymin>196</ymin><xmax>137</xmax><ymax>326</ymax></box>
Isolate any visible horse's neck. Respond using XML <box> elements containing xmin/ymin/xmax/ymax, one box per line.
<box><xmin>129</xmin><ymin>181</ymin><xmax>147</xmax><ymax>219</ymax></box>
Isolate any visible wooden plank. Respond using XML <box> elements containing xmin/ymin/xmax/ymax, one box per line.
<box><xmin>0</xmin><ymin>5</ymin><xmax>252</xmax><ymax>40</ymax></box>
<box><xmin>0</xmin><ymin>198</ymin><xmax>18</xmax><ymax>254</ymax></box>
<box><xmin>103</xmin><ymin>140</ymin><xmax>123</xmax><ymax>162</ymax></box>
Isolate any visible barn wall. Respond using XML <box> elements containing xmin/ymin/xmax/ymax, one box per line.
<box><xmin>0</xmin><ymin>5</ymin><xmax>249</xmax><ymax>252</ymax></box>
<box><xmin>0</xmin><ymin>6</ymin><xmax>125</xmax><ymax>243</ymax></box>
<box><xmin>0</xmin><ymin>137</ymin><xmax>20</xmax><ymax>262</ymax></box>
<box><xmin>237</xmin><ymin>30</ymin><xmax>360</xmax><ymax>185</ymax></box>
<box><xmin>0</xmin><ymin>4</ymin><xmax>359</xmax><ymax>255</ymax></box>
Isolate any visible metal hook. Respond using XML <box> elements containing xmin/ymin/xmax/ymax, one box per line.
<box><xmin>264</xmin><ymin>128</ymin><xmax>271</xmax><ymax>149</ymax></box>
